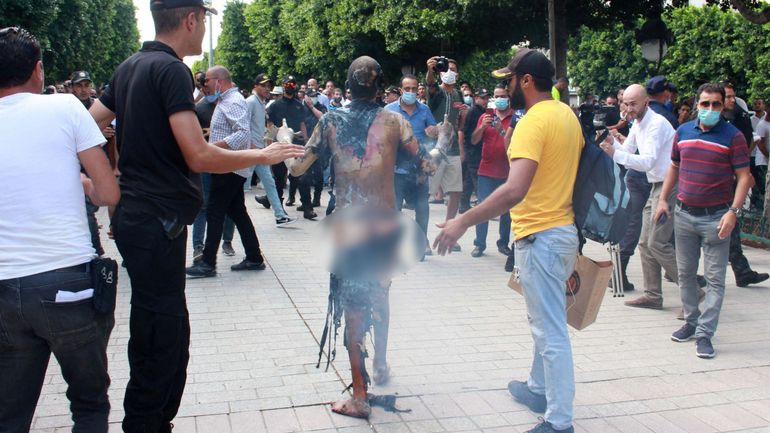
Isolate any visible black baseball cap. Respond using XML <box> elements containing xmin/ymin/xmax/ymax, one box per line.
<box><xmin>71</xmin><ymin>71</ymin><xmax>91</xmax><ymax>84</ymax></box>
<box><xmin>254</xmin><ymin>73</ymin><xmax>273</xmax><ymax>86</ymax></box>
<box><xmin>476</xmin><ymin>88</ymin><xmax>490</xmax><ymax>98</ymax></box>
<box><xmin>150</xmin><ymin>0</ymin><xmax>217</xmax><ymax>14</ymax></box>
<box><xmin>282</xmin><ymin>75</ymin><xmax>297</xmax><ymax>85</ymax></box>
<box><xmin>646</xmin><ymin>75</ymin><xmax>669</xmax><ymax>95</ymax></box>
<box><xmin>491</xmin><ymin>48</ymin><xmax>555</xmax><ymax>81</ymax></box>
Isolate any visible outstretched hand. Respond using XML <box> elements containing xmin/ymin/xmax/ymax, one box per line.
<box><xmin>259</xmin><ymin>142</ymin><xmax>306</xmax><ymax>165</ymax></box>
<box><xmin>433</xmin><ymin>218</ymin><xmax>468</xmax><ymax>255</ymax></box>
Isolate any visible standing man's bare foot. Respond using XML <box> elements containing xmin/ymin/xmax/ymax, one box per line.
<box><xmin>331</xmin><ymin>398</ymin><xmax>371</xmax><ymax>419</ymax></box>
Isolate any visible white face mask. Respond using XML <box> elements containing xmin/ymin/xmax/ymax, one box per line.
<box><xmin>440</xmin><ymin>70</ymin><xmax>457</xmax><ymax>85</ymax></box>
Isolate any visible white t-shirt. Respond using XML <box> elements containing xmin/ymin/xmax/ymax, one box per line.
<box><xmin>0</xmin><ymin>93</ymin><xmax>105</xmax><ymax>279</ymax></box>
<box><xmin>753</xmin><ymin>118</ymin><xmax>769</xmax><ymax>166</ymax></box>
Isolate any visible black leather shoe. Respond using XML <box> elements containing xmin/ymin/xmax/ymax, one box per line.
<box><xmin>285</xmin><ymin>198</ymin><xmax>295</xmax><ymax>207</ymax></box>
<box><xmin>186</xmin><ymin>261</ymin><xmax>216</xmax><ymax>278</ymax></box>
<box><xmin>230</xmin><ymin>258</ymin><xmax>266</xmax><ymax>271</ymax></box>
<box><xmin>737</xmin><ymin>271</ymin><xmax>770</xmax><ymax>287</ymax></box>
<box><xmin>471</xmin><ymin>246</ymin><xmax>484</xmax><ymax>258</ymax></box>
<box><xmin>303</xmin><ymin>209</ymin><xmax>318</xmax><ymax>220</ymax></box>
<box><xmin>312</xmin><ymin>197</ymin><xmax>322</xmax><ymax>207</ymax></box>
<box><xmin>254</xmin><ymin>195</ymin><xmax>271</xmax><ymax>209</ymax></box>
<box><xmin>497</xmin><ymin>244</ymin><xmax>513</xmax><ymax>256</ymax></box>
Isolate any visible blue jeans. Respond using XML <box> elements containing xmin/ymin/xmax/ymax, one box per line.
<box><xmin>0</xmin><ymin>268</ymin><xmax>114</xmax><ymax>433</ymax></box>
<box><xmin>192</xmin><ymin>172</ymin><xmax>234</xmax><ymax>248</ymax></box>
<box><xmin>515</xmin><ymin>224</ymin><xmax>579</xmax><ymax>431</ymax></box>
<box><xmin>474</xmin><ymin>176</ymin><xmax>511</xmax><ymax>250</ymax></box>
<box><xmin>394</xmin><ymin>173</ymin><xmax>430</xmax><ymax>241</ymax></box>
<box><xmin>253</xmin><ymin>164</ymin><xmax>289</xmax><ymax>219</ymax></box>
<box><xmin>675</xmin><ymin>207</ymin><xmax>730</xmax><ymax>338</ymax></box>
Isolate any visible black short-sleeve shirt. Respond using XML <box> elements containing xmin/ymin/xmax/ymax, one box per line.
<box><xmin>267</xmin><ymin>96</ymin><xmax>306</xmax><ymax>144</ymax></box>
<box><xmin>100</xmin><ymin>41</ymin><xmax>202</xmax><ymax>224</ymax></box>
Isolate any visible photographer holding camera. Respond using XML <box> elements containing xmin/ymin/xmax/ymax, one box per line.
<box><xmin>426</xmin><ymin>56</ymin><xmax>467</xmax><ymax>242</ymax></box>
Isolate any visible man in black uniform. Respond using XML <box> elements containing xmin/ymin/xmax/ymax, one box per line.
<box><xmin>88</xmin><ymin>2</ymin><xmax>303</xmax><ymax>431</ymax></box>
<box><xmin>267</xmin><ymin>75</ymin><xmax>315</xmax><ymax>218</ymax></box>
<box><xmin>301</xmin><ymin>89</ymin><xmax>328</xmax><ymax>207</ymax></box>
<box><xmin>460</xmin><ymin>88</ymin><xmax>489</xmax><ymax>213</ymax></box>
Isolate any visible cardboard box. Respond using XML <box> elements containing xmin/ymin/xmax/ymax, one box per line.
<box><xmin>509</xmin><ymin>255</ymin><xmax>613</xmax><ymax>330</ymax></box>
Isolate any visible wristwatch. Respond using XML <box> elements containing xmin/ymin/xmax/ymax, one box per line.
<box><xmin>728</xmin><ymin>207</ymin><xmax>742</xmax><ymax>217</ymax></box>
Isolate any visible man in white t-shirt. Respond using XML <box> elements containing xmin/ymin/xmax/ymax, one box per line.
<box><xmin>0</xmin><ymin>27</ymin><xmax>120</xmax><ymax>432</ymax></box>
<box><xmin>750</xmin><ymin>99</ymin><xmax>768</xmax><ymax>209</ymax></box>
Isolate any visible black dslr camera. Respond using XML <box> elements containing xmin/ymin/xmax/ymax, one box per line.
<box><xmin>434</xmin><ymin>56</ymin><xmax>450</xmax><ymax>73</ymax></box>
<box><xmin>197</xmin><ymin>74</ymin><xmax>207</xmax><ymax>88</ymax></box>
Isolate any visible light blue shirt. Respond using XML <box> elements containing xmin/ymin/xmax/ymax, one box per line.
<box><xmin>246</xmin><ymin>94</ymin><xmax>267</xmax><ymax>149</ymax></box>
<box><xmin>385</xmin><ymin>99</ymin><xmax>436</xmax><ymax>174</ymax></box>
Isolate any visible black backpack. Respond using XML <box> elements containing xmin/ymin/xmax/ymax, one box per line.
<box><xmin>572</xmin><ymin>141</ymin><xmax>630</xmax><ymax>244</ymax></box>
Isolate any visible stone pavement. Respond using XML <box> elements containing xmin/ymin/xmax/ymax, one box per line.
<box><xmin>30</xmin><ymin>188</ymin><xmax>770</xmax><ymax>433</ymax></box>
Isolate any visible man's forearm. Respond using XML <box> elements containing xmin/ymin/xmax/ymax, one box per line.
<box><xmin>658</xmin><ymin>164</ymin><xmax>679</xmax><ymax>205</ymax></box>
<box><xmin>732</xmin><ymin>169</ymin><xmax>754</xmax><ymax>209</ymax></box>
<box><xmin>457</xmin><ymin>183</ymin><xmax>523</xmax><ymax>229</ymax></box>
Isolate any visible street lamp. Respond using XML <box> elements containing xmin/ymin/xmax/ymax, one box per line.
<box><xmin>635</xmin><ymin>11</ymin><xmax>673</xmax><ymax>76</ymax></box>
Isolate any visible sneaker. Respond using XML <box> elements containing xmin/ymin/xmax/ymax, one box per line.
<box><xmin>497</xmin><ymin>244</ymin><xmax>513</xmax><ymax>256</ymax></box>
<box><xmin>471</xmin><ymin>246</ymin><xmax>484</xmax><ymax>258</ymax></box>
<box><xmin>186</xmin><ymin>261</ymin><xmax>216</xmax><ymax>278</ymax></box>
<box><xmin>507</xmin><ymin>380</ymin><xmax>546</xmax><ymax>413</ymax></box>
<box><xmin>524</xmin><ymin>418</ymin><xmax>573</xmax><ymax>433</ymax></box>
<box><xmin>736</xmin><ymin>271</ymin><xmax>770</xmax><ymax>287</ymax></box>
<box><xmin>696</xmin><ymin>337</ymin><xmax>715</xmax><ymax>358</ymax></box>
<box><xmin>624</xmin><ymin>295</ymin><xmax>663</xmax><ymax>310</ymax></box>
<box><xmin>222</xmin><ymin>241</ymin><xmax>236</xmax><ymax>256</ymax></box>
<box><xmin>254</xmin><ymin>195</ymin><xmax>271</xmax><ymax>209</ymax></box>
<box><xmin>276</xmin><ymin>216</ymin><xmax>296</xmax><ymax>227</ymax></box>
<box><xmin>193</xmin><ymin>245</ymin><xmax>204</xmax><ymax>262</ymax></box>
<box><xmin>231</xmin><ymin>258</ymin><xmax>266</xmax><ymax>271</ymax></box>
<box><xmin>671</xmin><ymin>323</ymin><xmax>696</xmax><ymax>342</ymax></box>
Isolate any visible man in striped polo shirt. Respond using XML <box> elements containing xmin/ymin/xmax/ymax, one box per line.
<box><xmin>655</xmin><ymin>83</ymin><xmax>753</xmax><ymax>359</ymax></box>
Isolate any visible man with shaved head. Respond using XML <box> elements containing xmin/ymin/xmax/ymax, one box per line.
<box><xmin>600</xmin><ymin>84</ymin><xmax>681</xmax><ymax>311</ymax></box>
<box><xmin>290</xmin><ymin>56</ymin><xmax>432</xmax><ymax>419</ymax></box>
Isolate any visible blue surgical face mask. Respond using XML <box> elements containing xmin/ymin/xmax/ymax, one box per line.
<box><xmin>204</xmin><ymin>92</ymin><xmax>219</xmax><ymax>103</ymax></box>
<box><xmin>401</xmin><ymin>91</ymin><xmax>417</xmax><ymax>105</ymax></box>
<box><xmin>463</xmin><ymin>95</ymin><xmax>473</xmax><ymax>105</ymax></box>
<box><xmin>698</xmin><ymin>108</ymin><xmax>721</xmax><ymax>127</ymax></box>
<box><xmin>495</xmin><ymin>97</ymin><xmax>510</xmax><ymax>111</ymax></box>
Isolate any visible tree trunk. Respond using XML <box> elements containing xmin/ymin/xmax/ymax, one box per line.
<box><xmin>730</xmin><ymin>0</ymin><xmax>770</xmax><ymax>24</ymax></box>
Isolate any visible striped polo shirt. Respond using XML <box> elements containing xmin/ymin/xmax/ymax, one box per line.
<box><xmin>671</xmin><ymin>119</ymin><xmax>750</xmax><ymax>207</ymax></box>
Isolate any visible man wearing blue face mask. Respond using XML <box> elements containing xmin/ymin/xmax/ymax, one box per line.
<box><xmin>469</xmin><ymin>83</ymin><xmax>514</xmax><ymax>258</ymax></box>
<box><xmin>656</xmin><ymin>83</ymin><xmax>753</xmax><ymax>359</ymax></box>
<box><xmin>385</xmin><ymin>74</ymin><xmax>438</xmax><ymax>258</ymax></box>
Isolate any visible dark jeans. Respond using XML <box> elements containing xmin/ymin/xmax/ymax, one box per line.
<box><xmin>394</xmin><ymin>173</ymin><xmax>430</xmax><ymax>241</ymax></box>
<box><xmin>473</xmin><ymin>175</ymin><xmax>511</xmax><ymax>250</ymax></box>
<box><xmin>192</xmin><ymin>173</ymin><xmax>235</xmax><ymax>248</ymax></box>
<box><xmin>729</xmin><ymin>223</ymin><xmax>753</xmax><ymax>280</ymax></box>
<box><xmin>460</xmin><ymin>160</ymin><xmax>480</xmax><ymax>211</ymax></box>
<box><xmin>619</xmin><ymin>173</ymin><xmax>652</xmax><ymax>260</ymax></box>
<box><xmin>0</xmin><ymin>268</ymin><xmax>114</xmax><ymax>433</ymax></box>
<box><xmin>113</xmin><ymin>206</ymin><xmax>190</xmax><ymax>433</ymax></box>
<box><xmin>300</xmin><ymin>159</ymin><xmax>324</xmax><ymax>206</ymax></box>
<box><xmin>271</xmin><ymin>162</ymin><xmax>288</xmax><ymax>203</ymax></box>
<box><xmin>202</xmin><ymin>173</ymin><xmax>262</xmax><ymax>268</ymax></box>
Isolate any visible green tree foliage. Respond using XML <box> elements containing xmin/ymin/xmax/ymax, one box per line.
<box><xmin>191</xmin><ymin>52</ymin><xmax>214</xmax><ymax>77</ymax></box>
<box><xmin>569</xmin><ymin>6</ymin><xmax>770</xmax><ymax>101</ymax></box>
<box><xmin>0</xmin><ymin>0</ymin><xmax>140</xmax><ymax>85</ymax></box>
<box><xmin>216</xmin><ymin>1</ymin><xmax>262</xmax><ymax>90</ymax></box>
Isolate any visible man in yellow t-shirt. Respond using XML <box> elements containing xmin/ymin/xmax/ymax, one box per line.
<box><xmin>434</xmin><ymin>49</ymin><xmax>584</xmax><ymax>433</ymax></box>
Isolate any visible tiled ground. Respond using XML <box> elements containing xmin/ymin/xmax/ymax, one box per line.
<box><xmin>30</xmin><ymin>188</ymin><xmax>770</xmax><ymax>432</ymax></box>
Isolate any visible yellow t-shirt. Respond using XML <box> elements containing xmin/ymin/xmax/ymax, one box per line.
<box><xmin>507</xmin><ymin>99</ymin><xmax>584</xmax><ymax>240</ymax></box>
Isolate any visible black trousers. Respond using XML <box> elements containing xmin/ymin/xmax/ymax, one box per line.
<box><xmin>202</xmin><ymin>173</ymin><xmax>262</xmax><ymax>267</ymax></box>
<box><xmin>272</xmin><ymin>162</ymin><xmax>288</xmax><ymax>203</ymax></box>
<box><xmin>300</xmin><ymin>160</ymin><xmax>324</xmax><ymax>207</ymax></box>
<box><xmin>113</xmin><ymin>207</ymin><xmax>189</xmax><ymax>433</ymax></box>
<box><xmin>86</xmin><ymin>196</ymin><xmax>104</xmax><ymax>256</ymax></box>
<box><xmin>460</xmin><ymin>160</ymin><xmax>479</xmax><ymax>211</ymax></box>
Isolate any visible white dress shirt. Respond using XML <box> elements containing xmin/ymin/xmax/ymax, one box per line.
<box><xmin>611</xmin><ymin>107</ymin><xmax>676</xmax><ymax>183</ymax></box>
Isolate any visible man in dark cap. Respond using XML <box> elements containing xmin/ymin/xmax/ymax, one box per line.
<box><xmin>646</xmin><ymin>75</ymin><xmax>678</xmax><ymax>128</ymax></box>
<box><xmin>436</xmin><ymin>48</ymin><xmax>584</xmax><ymax>433</ymax></box>
<box><xmin>87</xmin><ymin>1</ymin><xmax>303</xmax><ymax>431</ymax></box>
<box><xmin>71</xmin><ymin>70</ymin><xmax>94</xmax><ymax>107</ymax></box>
<box><xmin>289</xmin><ymin>56</ymin><xmax>432</xmax><ymax>419</ymax></box>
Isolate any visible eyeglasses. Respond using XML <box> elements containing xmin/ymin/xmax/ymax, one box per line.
<box><xmin>698</xmin><ymin>101</ymin><xmax>723</xmax><ymax>109</ymax></box>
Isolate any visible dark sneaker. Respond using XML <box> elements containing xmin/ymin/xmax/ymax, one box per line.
<box><xmin>696</xmin><ymin>337</ymin><xmax>715</xmax><ymax>358</ymax></box>
<box><xmin>507</xmin><ymin>380</ymin><xmax>546</xmax><ymax>414</ymax></box>
<box><xmin>497</xmin><ymin>244</ymin><xmax>513</xmax><ymax>256</ymax></box>
<box><xmin>451</xmin><ymin>244</ymin><xmax>461</xmax><ymax>252</ymax></box>
<box><xmin>737</xmin><ymin>271</ymin><xmax>769</xmax><ymax>287</ymax></box>
<box><xmin>230</xmin><ymin>258</ymin><xmax>266</xmax><ymax>271</ymax></box>
<box><xmin>524</xmin><ymin>418</ymin><xmax>573</xmax><ymax>433</ymax></box>
<box><xmin>276</xmin><ymin>216</ymin><xmax>296</xmax><ymax>227</ymax></box>
<box><xmin>193</xmin><ymin>245</ymin><xmax>204</xmax><ymax>262</ymax></box>
<box><xmin>222</xmin><ymin>241</ymin><xmax>236</xmax><ymax>256</ymax></box>
<box><xmin>186</xmin><ymin>261</ymin><xmax>216</xmax><ymax>278</ymax></box>
<box><xmin>671</xmin><ymin>323</ymin><xmax>696</xmax><ymax>342</ymax></box>
<box><xmin>254</xmin><ymin>195</ymin><xmax>271</xmax><ymax>209</ymax></box>
<box><xmin>303</xmin><ymin>209</ymin><xmax>318</xmax><ymax>220</ymax></box>
<box><xmin>624</xmin><ymin>295</ymin><xmax>662</xmax><ymax>310</ymax></box>
<box><xmin>471</xmin><ymin>246</ymin><xmax>484</xmax><ymax>258</ymax></box>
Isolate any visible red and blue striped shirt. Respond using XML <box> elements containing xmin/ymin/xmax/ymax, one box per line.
<box><xmin>671</xmin><ymin>119</ymin><xmax>750</xmax><ymax>207</ymax></box>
